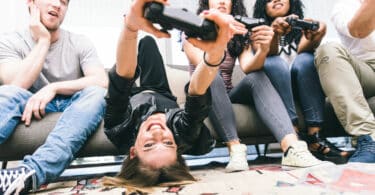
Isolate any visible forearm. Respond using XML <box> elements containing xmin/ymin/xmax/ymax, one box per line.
<box><xmin>348</xmin><ymin>0</ymin><xmax>375</xmax><ymax>38</ymax></box>
<box><xmin>183</xmin><ymin>41</ymin><xmax>203</xmax><ymax>67</ymax></box>
<box><xmin>297</xmin><ymin>37</ymin><xmax>322</xmax><ymax>53</ymax></box>
<box><xmin>169</xmin><ymin>92</ymin><xmax>211</xmax><ymax>142</ymax></box>
<box><xmin>104</xmin><ymin>67</ymin><xmax>134</xmax><ymax>129</ymax></box>
<box><xmin>50</xmin><ymin>74</ymin><xmax>106</xmax><ymax>95</ymax></box>
<box><xmin>239</xmin><ymin>49</ymin><xmax>267</xmax><ymax>74</ymax></box>
<box><xmin>115</xmin><ymin>19</ymin><xmax>138</xmax><ymax>79</ymax></box>
<box><xmin>188</xmin><ymin>51</ymin><xmax>222</xmax><ymax>95</ymax></box>
<box><xmin>4</xmin><ymin>39</ymin><xmax>49</xmax><ymax>88</ymax></box>
<box><xmin>184</xmin><ymin>93</ymin><xmax>211</xmax><ymax>124</ymax></box>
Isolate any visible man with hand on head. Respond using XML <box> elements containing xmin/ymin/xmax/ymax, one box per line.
<box><xmin>0</xmin><ymin>0</ymin><xmax>107</xmax><ymax>194</ymax></box>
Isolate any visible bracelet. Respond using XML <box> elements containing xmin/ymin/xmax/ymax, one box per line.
<box><xmin>203</xmin><ymin>51</ymin><xmax>226</xmax><ymax>67</ymax></box>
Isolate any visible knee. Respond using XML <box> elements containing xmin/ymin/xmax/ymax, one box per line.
<box><xmin>76</xmin><ymin>86</ymin><xmax>106</xmax><ymax>107</ymax></box>
<box><xmin>81</xmin><ymin>86</ymin><xmax>106</xmax><ymax>98</ymax></box>
<box><xmin>315</xmin><ymin>42</ymin><xmax>346</xmax><ymax>69</ymax></box>
<box><xmin>315</xmin><ymin>42</ymin><xmax>338</xmax><ymax>55</ymax></box>
<box><xmin>139</xmin><ymin>35</ymin><xmax>158</xmax><ymax>51</ymax></box>
<box><xmin>211</xmin><ymin>74</ymin><xmax>226</xmax><ymax>88</ymax></box>
<box><xmin>291</xmin><ymin>53</ymin><xmax>315</xmax><ymax>76</ymax></box>
<box><xmin>293</xmin><ymin>52</ymin><xmax>314</xmax><ymax>67</ymax></box>
<box><xmin>244</xmin><ymin>71</ymin><xmax>267</xmax><ymax>86</ymax></box>
<box><xmin>0</xmin><ymin>85</ymin><xmax>30</xmax><ymax>100</ymax></box>
<box><xmin>264</xmin><ymin>59</ymin><xmax>289</xmax><ymax>82</ymax></box>
<box><xmin>264</xmin><ymin>56</ymin><xmax>288</xmax><ymax>71</ymax></box>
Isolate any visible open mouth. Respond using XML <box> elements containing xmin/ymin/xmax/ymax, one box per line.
<box><xmin>273</xmin><ymin>3</ymin><xmax>283</xmax><ymax>9</ymax></box>
<box><xmin>147</xmin><ymin>122</ymin><xmax>164</xmax><ymax>131</ymax></box>
<box><xmin>48</xmin><ymin>11</ymin><xmax>58</xmax><ymax>18</ymax></box>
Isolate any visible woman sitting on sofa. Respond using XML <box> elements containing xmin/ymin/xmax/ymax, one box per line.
<box><xmin>102</xmin><ymin>0</ymin><xmax>248</xmax><ymax>188</ymax></box>
<box><xmin>252</xmin><ymin>0</ymin><xmax>349</xmax><ymax>163</ymax></box>
<box><xmin>183</xmin><ymin>0</ymin><xmax>326</xmax><ymax>171</ymax></box>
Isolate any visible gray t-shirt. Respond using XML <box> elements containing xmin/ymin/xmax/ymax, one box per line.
<box><xmin>0</xmin><ymin>29</ymin><xmax>102</xmax><ymax>93</ymax></box>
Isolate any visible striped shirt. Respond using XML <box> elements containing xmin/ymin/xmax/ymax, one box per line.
<box><xmin>189</xmin><ymin>53</ymin><xmax>236</xmax><ymax>92</ymax></box>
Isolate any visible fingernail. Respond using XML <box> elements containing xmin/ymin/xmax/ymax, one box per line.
<box><xmin>203</xmin><ymin>10</ymin><xmax>209</xmax><ymax>15</ymax></box>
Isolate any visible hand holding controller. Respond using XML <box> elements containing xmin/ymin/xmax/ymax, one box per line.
<box><xmin>285</xmin><ymin>17</ymin><xmax>320</xmax><ymax>31</ymax></box>
<box><xmin>234</xmin><ymin>16</ymin><xmax>266</xmax><ymax>31</ymax></box>
<box><xmin>144</xmin><ymin>2</ymin><xmax>217</xmax><ymax>40</ymax></box>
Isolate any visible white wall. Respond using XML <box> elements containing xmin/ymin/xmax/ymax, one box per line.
<box><xmin>0</xmin><ymin>0</ymin><xmax>339</xmax><ymax>67</ymax></box>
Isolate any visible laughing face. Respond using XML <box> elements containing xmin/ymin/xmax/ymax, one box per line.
<box><xmin>209</xmin><ymin>0</ymin><xmax>232</xmax><ymax>14</ymax></box>
<box><xmin>131</xmin><ymin>113</ymin><xmax>178</xmax><ymax>169</ymax></box>
<box><xmin>265</xmin><ymin>0</ymin><xmax>290</xmax><ymax>18</ymax></box>
<box><xmin>31</xmin><ymin>0</ymin><xmax>69</xmax><ymax>31</ymax></box>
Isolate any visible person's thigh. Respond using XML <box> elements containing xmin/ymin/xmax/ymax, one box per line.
<box><xmin>209</xmin><ymin>74</ymin><xmax>239</xmax><ymax>142</ymax></box>
<box><xmin>315</xmin><ymin>42</ymin><xmax>375</xmax><ymax>136</ymax></box>
<box><xmin>349</xmin><ymin>57</ymin><xmax>375</xmax><ymax>98</ymax></box>
<box><xmin>0</xmin><ymin>85</ymin><xmax>32</xmax><ymax>143</ymax></box>
<box><xmin>23</xmin><ymin>86</ymin><xmax>106</xmax><ymax>186</ymax></box>
<box><xmin>263</xmin><ymin>55</ymin><xmax>298</xmax><ymax>123</ymax></box>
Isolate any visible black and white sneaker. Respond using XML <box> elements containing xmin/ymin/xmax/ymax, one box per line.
<box><xmin>0</xmin><ymin>167</ymin><xmax>35</xmax><ymax>195</ymax></box>
<box><xmin>281</xmin><ymin>141</ymin><xmax>330</xmax><ymax>168</ymax></box>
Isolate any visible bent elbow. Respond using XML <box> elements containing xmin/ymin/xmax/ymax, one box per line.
<box><xmin>348</xmin><ymin>24</ymin><xmax>372</xmax><ymax>39</ymax></box>
<box><xmin>349</xmin><ymin>30</ymin><xmax>368</xmax><ymax>39</ymax></box>
<box><xmin>9</xmin><ymin>80</ymin><xmax>31</xmax><ymax>90</ymax></box>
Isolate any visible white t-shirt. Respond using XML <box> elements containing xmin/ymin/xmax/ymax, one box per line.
<box><xmin>331</xmin><ymin>0</ymin><xmax>375</xmax><ymax>61</ymax></box>
<box><xmin>0</xmin><ymin>29</ymin><xmax>103</xmax><ymax>93</ymax></box>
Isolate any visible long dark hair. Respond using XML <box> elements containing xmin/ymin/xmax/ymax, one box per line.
<box><xmin>197</xmin><ymin>0</ymin><xmax>249</xmax><ymax>57</ymax></box>
<box><xmin>253</xmin><ymin>0</ymin><xmax>304</xmax><ymax>48</ymax></box>
<box><xmin>102</xmin><ymin>154</ymin><xmax>195</xmax><ymax>189</ymax></box>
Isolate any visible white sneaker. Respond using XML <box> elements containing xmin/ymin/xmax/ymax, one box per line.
<box><xmin>225</xmin><ymin>144</ymin><xmax>249</xmax><ymax>172</ymax></box>
<box><xmin>282</xmin><ymin>141</ymin><xmax>329</xmax><ymax>168</ymax></box>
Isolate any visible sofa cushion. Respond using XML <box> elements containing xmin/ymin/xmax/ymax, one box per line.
<box><xmin>0</xmin><ymin>113</ymin><xmax>121</xmax><ymax>161</ymax></box>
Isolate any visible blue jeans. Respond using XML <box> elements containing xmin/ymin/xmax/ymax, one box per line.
<box><xmin>263</xmin><ymin>55</ymin><xmax>298</xmax><ymax>125</ymax></box>
<box><xmin>291</xmin><ymin>52</ymin><xmax>325</xmax><ymax>127</ymax></box>
<box><xmin>263</xmin><ymin>53</ymin><xmax>325</xmax><ymax>128</ymax></box>
<box><xmin>0</xmin><ymin>85</ymin><xmax>106</xmax><ymax>188</ymax></box>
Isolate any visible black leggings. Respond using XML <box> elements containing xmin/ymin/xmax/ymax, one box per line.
<box><xmin>132</xmin><ymin>36</ymin><xmax>177</xmax><ymax>108</ymax></box>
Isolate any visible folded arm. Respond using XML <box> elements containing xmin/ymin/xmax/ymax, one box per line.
<box><xmin>348</xmin><ymin>0</ymin><xmax>375</xmax><ymax>38</ymax></box>
<box><xmin>0</xmin><ymin>38</ymin><xmax>49</xmax><ymax>89</ymax></box>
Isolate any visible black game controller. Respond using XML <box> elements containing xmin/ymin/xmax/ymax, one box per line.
<box><xmin>234</xmin><ymin>15</ymin><xmax>266</xmax><ymax>30</ymax></box>
<box><xmin>286</xmin><ymin>17</ymin><xmax>320</xmax><ymax>31</ymax></box>
<box><xmin>144</xmin><ymin>2</ymin><xmax>217</xmax><ymax>40</ymax></box>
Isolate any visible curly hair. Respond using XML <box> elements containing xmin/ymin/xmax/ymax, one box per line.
<box><xmin>253</xmin><ymin>0</ymin><xmax>304</xmax><ymax>47</ymax></box>
<box><xmin>197</xmin><ymin>0</ymin><xmax>249</xmax><ymax>57</ymax></box>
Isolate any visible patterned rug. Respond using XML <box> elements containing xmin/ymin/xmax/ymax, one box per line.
<box><xmin>32</xmin><ymin>162</ymin><xmax>375</xmax><ymax>195</ymax></box>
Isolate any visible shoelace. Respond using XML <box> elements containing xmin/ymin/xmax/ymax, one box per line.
<box><xmin>2</xmin><ymin>169</ymin><xmax>35</xmax><ymax>195</ymax></box>
<box><xmin>291</xmin><ymin>147</ymin><xmax>320</xmax><ymax>163</ymax></box>
<box><xmin>0</xmin><ymin>169</ymin><xmax>25</xmax><ymax>192</ymax></box>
